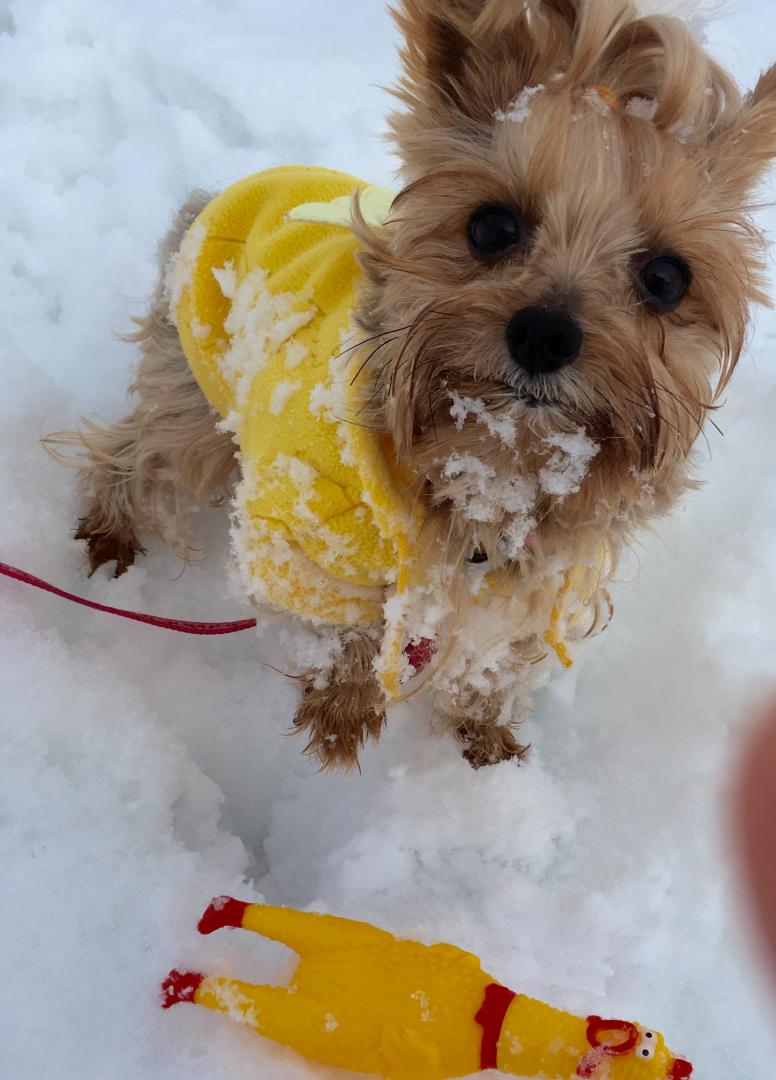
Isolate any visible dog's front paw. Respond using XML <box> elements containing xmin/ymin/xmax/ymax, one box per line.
<box><xmin>292</xmin><ymin>683</ymin><xmax>386</xmax><ymax>772</ymax></box>
<box><xmin>75</xmin><ymin>518</ymin><xmax>146</xmax><ymax>578</ymax></box>
<box><xmin>456</xmin><ymin>722</ymin><xmax>529</xmax><ymax>770</ymax></box>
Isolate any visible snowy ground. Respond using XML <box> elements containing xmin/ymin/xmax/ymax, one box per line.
<box><xmin>2</xmin><ymin>1</ymin><xmax>776</xmax><ymax>1077</ymax></box>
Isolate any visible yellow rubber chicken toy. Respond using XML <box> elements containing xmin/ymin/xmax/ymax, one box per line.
<box><xmin>161</xmin><ymin>897</ymin><xmax>693</xmax><ymax>1079</ymax></box>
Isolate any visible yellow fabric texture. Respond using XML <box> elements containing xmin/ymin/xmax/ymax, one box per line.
<box><xmin>175</xmin><ymin>166</ymin><xmax>419</xmax><ymax>696</ymax></box>
<box><xmin>188</xmin><ymin>903</ymin><xmax>681</xmax><ymax>1079</ymax></box>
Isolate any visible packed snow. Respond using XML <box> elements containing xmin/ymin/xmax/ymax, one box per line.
<box><xmin>2</xmin><ymin>1</ymin><xmax>776</xmax><ymax>1078</ymax></box>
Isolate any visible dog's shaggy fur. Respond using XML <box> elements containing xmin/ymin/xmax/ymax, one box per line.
<box><xmin>48</xmin><ymin>0</ymin><xmax>776</xmax><ymax>769</ymax></box>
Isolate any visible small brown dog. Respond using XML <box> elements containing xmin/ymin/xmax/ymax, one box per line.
<box><xmin>51</xmin><ymin>0</ymin><xmax>776</xmax><ymax>770</ymax></box>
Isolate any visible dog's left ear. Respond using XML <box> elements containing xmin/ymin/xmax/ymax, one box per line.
<box><xmin>708</xmin><ymin>63</ymin><xmax>776</xmax><ymax>197</ymax></box>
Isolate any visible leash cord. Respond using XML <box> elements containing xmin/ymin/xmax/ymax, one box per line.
<box><xmin>0</xmin><ymin>561</ymin><xmax>258</xmax><ymax>636</ymax></box>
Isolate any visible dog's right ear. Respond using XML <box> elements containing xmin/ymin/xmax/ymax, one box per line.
<box><xmin>391</xmin><ymin>0</ymin><xmax>482</xmax><ymax>118</ymax></box>
<box><xmin>389</xmin><ymin>1</ymin><xmax>583</xmax><ymax>163</ymax></box>
<box><xmin>389</xmin><ymin>1</ymin><xmax>543</xmax><ymax>136</ymax></box>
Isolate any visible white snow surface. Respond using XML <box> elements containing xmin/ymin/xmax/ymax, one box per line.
<box><xmin>1</xmin><ymin>2</ymin><xmax>776</xmax><ymax>1078</ymax></box>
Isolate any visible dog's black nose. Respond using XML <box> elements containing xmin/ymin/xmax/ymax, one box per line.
<box><xmin>506</xmin><ymin>307</ymin><xmax>583</xmax><ymax>376</ymax></box>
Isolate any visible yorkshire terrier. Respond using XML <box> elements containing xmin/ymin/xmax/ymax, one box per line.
<box><xmin>50</xmin><ymin>0</ymin><xmax>776</xmax><ymax>770</ymax></box>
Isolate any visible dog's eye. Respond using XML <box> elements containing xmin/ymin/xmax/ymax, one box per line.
<box><xmin>639</xmin><ymin>254</ymin><xmax>691</xmax><ymax>312</ymax></box>
<box><xmin>468</xmin><ymin>205</ymin><xmax>522</xmax><ymax>258</ymax></box>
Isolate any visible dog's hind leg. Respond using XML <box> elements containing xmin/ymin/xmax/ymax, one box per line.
<box><xmin>46</xmin><ymin>191</ymin><xmax>236</xmax><ymax>577</ymax></box>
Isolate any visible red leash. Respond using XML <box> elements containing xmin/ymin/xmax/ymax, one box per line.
<box><xmin>0</xmin><ymin>561</ymin><xmax>435</xmax><ymax>674</ymax></box>
<box><xmin>0</xmin><ymin>561</ymin><xmax>258</xmax><ymax>636</ymax></box>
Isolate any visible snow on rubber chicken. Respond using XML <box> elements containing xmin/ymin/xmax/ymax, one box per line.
<box><xmin>161</xmin><ymin>898</ymin><xmax>693</xmax><ymax>1079</ymax></box>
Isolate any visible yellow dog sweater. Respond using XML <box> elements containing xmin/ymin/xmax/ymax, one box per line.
<box><xmin>172</xmin><ymin>166</ymin><xmax>418</xmax><ymax>697</ymax></box>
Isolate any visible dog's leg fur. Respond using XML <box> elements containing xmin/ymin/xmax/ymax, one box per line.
<box><xmin>47</xmin><ymin>192</ymin><xmax>236</xmax><ymax>576</ymax></box>
<box><xmin>433</xmin><ymin>641</ymin><xmax>537</xmax><ymax>768</ymax></box>
<box><xmin>454</xmin><ymin>715</ymin><xmax>529</xmax><ymax>769</ymax></box>
<box><xmin>292</xmin><ymin>631</ymin><xmax>387</xmax><ymax>770</ymax></box>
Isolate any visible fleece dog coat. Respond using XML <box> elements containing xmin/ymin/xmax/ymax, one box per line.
<box><xmin>172</xmin><ymin>165</ymin><xmax>418</xmax><ymax>697</ymax></box>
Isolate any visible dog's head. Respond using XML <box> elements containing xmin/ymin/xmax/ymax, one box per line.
<box><xmin>356</xmin><ymin>0</ymin><xmax>776</xmax><ymax>570</ymax></box>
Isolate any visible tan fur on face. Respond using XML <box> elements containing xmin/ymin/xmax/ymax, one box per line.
<box><xmin>354</xmin><ymin>0</ymin><xmax>776</xmax><ymax>582</ymax></box>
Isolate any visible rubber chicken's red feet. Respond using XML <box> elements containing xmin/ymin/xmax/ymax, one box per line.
<box><xmin>160</xmin><ymin>969</ymin><xmax>203</xmax><ymax>1009</ymax></box>
<box><xmin>198</xmin><ymin>895</ymin><xmax>248</xmax><ymax>935</ymax></box>
<box><xmin>669</xmin><ymin>1061</ymin><xmax>694</xmax><ymax>1080</ymax></box>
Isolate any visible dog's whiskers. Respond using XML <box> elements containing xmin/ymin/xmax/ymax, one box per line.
<box><xmin>349</xmin><ymin>337</ymin><xmax>396</xmax><ymax>391</ymax></box>
<box><xmin>336</xmin><ymin>322</ymin><xmax>417</xmax><ymax>365</ymax></box>
<box><xmin>386</xmin><ymin>303</ymin><xmax>457</xmax><ymax>400</ymax></box>
<box><xmin>651</xmin><ymin>380</ymin><xmax>717</xmax><ymax>455</ymax></box>
<box><xmin>349</xmin><ymin>304</ymin><xmax>457</xmax><ymax>423</ymax></box>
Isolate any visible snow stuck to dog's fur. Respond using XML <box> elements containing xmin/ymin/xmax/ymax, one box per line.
<box><xmin>1</xmin><ymin>1</ymin><xmax>776</xmax><ymax>1077</ymax></box>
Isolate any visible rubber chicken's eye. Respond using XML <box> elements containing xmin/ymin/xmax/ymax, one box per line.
<box><xmin>638</xmin><ymin>1031</ymin><xmax>657</xmax><ymax>1061</ymax></box>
